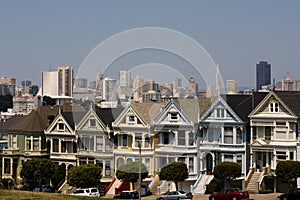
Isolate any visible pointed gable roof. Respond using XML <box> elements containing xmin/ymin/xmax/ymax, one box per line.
<box><xmin>199</xmin><ymin>95</ymin><xmax>243</xmax><ymax>122</ymax></box>
<box><xmin>131</xmin><ymin>102</ymin><xmax>166</xmax><ymax>125</ymax></box>
<box><xmin>248</xmin><ymin>91</ymin><xmax>297</xmax><ymax>118</ymax></box>
<box><xmin>275</xmin><ymin>91</ymin><xmax>300</xmax><ymax>117</ymax></box>
<box><xmin>154</xmin><ymin>99</ymin><xmax>192</xmax><ymax>125</ymax></box>
<box><xmin>76</xmin><ymin>104</ymin><xmax>106</xmax><ymax>131</ymax></box>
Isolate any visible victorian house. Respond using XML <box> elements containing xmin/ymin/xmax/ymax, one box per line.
<box><xmin>1</xmin><ymin>105</ymin><xmax>59</xmax><ymax>182</ymax></box>
<box><xmin>246</xmin><ymin>91</ymin><xmax>300</xmax><ymax>192</ymax></box>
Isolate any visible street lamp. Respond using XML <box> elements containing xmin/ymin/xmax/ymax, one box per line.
<box><xmin>138</xmin><ymin>141</ymin><xmax>141</xmax><ymax>200</ymax></box>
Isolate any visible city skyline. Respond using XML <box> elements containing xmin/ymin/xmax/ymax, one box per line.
<box><xmin>1</xmin><ymin>1</ymin><xmax>300</xmax><ymax>88</ymax></box>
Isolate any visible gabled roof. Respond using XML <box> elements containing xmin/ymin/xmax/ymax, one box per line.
<box><xmin>154</xmin><ymin>99</ymin><xmax>192</xmax><ymax>125</ymax></box>
<box><xmin>226</xmin><ymin>92</ymin><xmax>268</xmax><ymax>122</ymax></box>
<box><xmin>275</xmin><ymin>91</ymin><xmax>300</xmax><ymax>116</ymax></box>
<box><xmin>174</xmin><ymin>98</ymin><xmax>211</xmax><ymax>123</ymax></box>
<box><xmin>7</xmin><ymin>103</ymin><xmax>87</xmax><ymax>133</ymax></box>
<box><xmin>199</xmin><ymin>95</ymin><xmax>243</xmax><ymax>123</ymax></box>
<box><xmin>248</xmin><ymin>91</ymin><xmax>298</xmax><ymax>118</ymax></box>
<box><xmin>76</xmin><ymin>105</ymin><xmax>107</xmax><ymax>131</ymax></box>
<box><xmin>131</xmin><ymin>102</ymin><xmax>166</xmax><ymax>125</ymax></box>
<box><xmin>95</xmin><ymin>107</ymin><xmax>124</xmax><ymax>129</ymax></box>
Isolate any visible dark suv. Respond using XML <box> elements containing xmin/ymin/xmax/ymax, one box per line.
<box><xmin>113</xmin><ymin>190</ymin><xmax>139</xmax><ymax>199</ymax></box>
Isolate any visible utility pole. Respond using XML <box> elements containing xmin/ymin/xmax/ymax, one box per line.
<box><xmin>138</xmin><ymin>141</ymin><xmax>141</xmax><ymax>200</ymax></box>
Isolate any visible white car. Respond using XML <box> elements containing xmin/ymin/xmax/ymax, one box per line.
<box><xmin>73</xmin><ymin>188</ymin><xmax>100</xmax><ymax>197</ymax></box>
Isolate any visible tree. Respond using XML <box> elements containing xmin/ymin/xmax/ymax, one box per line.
<box><xmin>116</xmin><ymin>161</ymin><xmax>148</xmax><ymax>189</ymax></box>
<box><xmin>20</xmin><ymin>158</ymin><xmax>54</xmax><ymax>188</ymax></box>
<box><xmin>51</xmin><ymin>163</ymin><xmax>66</xmax><ymax>189</ymax></box>
<box><xmin>67</xmin><ymin>164</ymin><xmax>102</xmax><ymax>188</ymax></box>
<box><xmin>213</xmin><ymin>162</ymin><xmax>241</xmax><ymax>189</ymax></box>
<box><xmin>276</xmin><ymin>161</ymin><xmax>300</xmax><ymax>190</ymax></box>
<box><xmin>159</xmin><ymin>162</ymin><xmax>188</xmax><ymax>191</ymax></box>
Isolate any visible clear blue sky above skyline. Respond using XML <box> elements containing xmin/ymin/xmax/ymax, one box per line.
<box><xmin>1</xmin><ymin>0</ymin><xmax>300</xmax><ymax>89</ymax></box>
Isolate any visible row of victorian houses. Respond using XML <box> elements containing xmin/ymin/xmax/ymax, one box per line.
<box><xmin>1</xmin><ymin>90</ymin><xmax>300</xmax><ymax>194</ymax></box>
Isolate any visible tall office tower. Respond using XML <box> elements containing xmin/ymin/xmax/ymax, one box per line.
<box><xmin>21</xmin><ymin>80</ymin><xmax>32</xmax><ymax>87</ymax></box>
<box><xmin>58</xmin><ymin>66</ymin><xmax>73</xmax><ymax>97</ymax></box>
<box><xmin>133</xmin><ymin>75</ymin><xmax>143</xmax><ymax>94</ymax></box>
<box><xmin>102</xmin><ymin>77</ymin><xmax>116</xmax><ymax>101</ymax></box>
<box><xmin>42</xmin><ymin>71</ymin><xmax>59</xmax><ymax>96</ymax></box>
<box><xmin>188</xmin><ymin>76</ymin><xmax>198</xmax><ymax>95</ymax></box>
<box><xmin>119</xmin><ymin>70</ymin><xmax>131</xmax><ymax>87</ymax></box>
<box><xmin>96</xmin><ymin>72</ymin><xmax>103</xmax><ymax>95</ymax></box>
<box><xmin>226</xmin><ymin>80</ymin><xmax>238</xmax><ymax>94</ymax></box>
<box><xmin>172</xmin><ymin>77</ymin><xmax>182</xmax><ymax>94</ymax></box>
<box><xmin>256</xmin><ymin>61</ymin><xmax>271</xmax><ymax>90</ymax></box>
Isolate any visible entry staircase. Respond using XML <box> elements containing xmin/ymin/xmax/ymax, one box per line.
<box><xmin>105</xmin><ymin>178</ymin><xmax>121</xmax><ymax>198</ymax></box>
<box><xmin>191</xmin><ymin>174</ymin><xmax>214</xmax><ymax>194</ymax></box>
<box><xmin>245</xmin><ymin>171</ymin><xmax>263</xmax><ymax>193</ymax></box>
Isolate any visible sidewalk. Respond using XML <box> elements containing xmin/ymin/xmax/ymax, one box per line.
<box><xmin>141</xmin><ymin>193</ymin><xmax>282</xmax><ymax>200</ymax></box>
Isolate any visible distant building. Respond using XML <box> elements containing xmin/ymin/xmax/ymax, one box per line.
<box><xmin>119</xmin><ymin>70</ymin><xmax>131</xmax><ymax>87</ymax></box>
<box><xmin>256</xmin><ymin>61</ymin><xmax>271</xmax><ymax>91</ymax></box>
<box><xmin>275</xmin><ymin>76</ymin><xmax>300</xmax><ymax>91</ymax></box>
<box><xmin>13</xmin><ymin>95</ymin><xmax>39</xmax><ymax>114</ymax></box>
<box><xmin>21</xmin><ymin>80</ymin><xmax>31</xmax><ymax>87</ymax></box>
<box><xmin>58</xmin><ymin>66</ymin><xmax>73</xmax><ymax>97</ymax></box>
<box><xmin>188</xmin><ymin>76</ymin><xmax>198</xmax><ymax>96</ymax></box>
<box><xmin>102</xmin><ymin>77</ymin><xmax>116</xmax><ymax>101</ymax></box>
<box><xmin>0</xmin><ymin>77</ymin><xmax>16</xmax><ymax>96</ymax></box>
<box><xmin>226</xmin><ymin>80</ymin><xmax>238</xmax><ymax>94</ymax></box>
<box><xmin>96</xmin><ymin>72</ymin><xmax>103</xmax><ymax>95</ymax></box>
<box><xmin>74</xmin><ymin>77</ymin><xmax>88</xmax><ymax>89</ymax></box>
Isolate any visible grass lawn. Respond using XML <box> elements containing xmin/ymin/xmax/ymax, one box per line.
<box><xmin>0</xmin><ymin>189</ymin><xmax>112</xmax><ymax>200</ymax></box>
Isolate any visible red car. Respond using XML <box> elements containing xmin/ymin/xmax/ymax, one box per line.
<box><xmin>209</xmin><ymin>188</ymin><xmax>250</xmax><ymax>200</ymax></box>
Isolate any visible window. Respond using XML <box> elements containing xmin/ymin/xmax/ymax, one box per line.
<box><xmin>26</xmin><ymin>137</ymin><xmax>31</xmax><ymax>150</ymax></box>
<box><xmin>58</xmin><ymin>123</ymin><xmax>64</xmax><ymax>131</ymax></box>
<box><xmin>224</xmin><ymin>154</ymin><xmax>233</xmax><ymax>162</ymax></box>
<box><xmin>53</xmin><ymin>139</ymin><xmax>59</xmax><ymax>152</ymax></box>
<box><xmin>33</xmin><ymin>136</ymin><xmax>39</xmax><ymax>150</ymax></box>
<box><xmin>82</xmin><ymin>135</ymin><xmax>94</xmax><ymax>150</ymax></box>
<box><xmin>169</xmin><ymin>112</ymin><xmax>178</xmax><ymax>122</ymax></box>
<box><xmin>188</xmin><ymin>132</ymin><xmax>194</xmax><ymax>145</ymax></box>
<box><xmin>122</xmin><ymin>134</ymin><xmax>128</xmax><ymax>147</ymax></box>
<box><xmin>208</xmin><ymin>129</ymin><xmax>214</xmax><ymax>143</ymax></box>
<box><xmin>145</xmin><ymin>135</ymin><xmax>150</xmax><ymax>148</ymax></box>
<box><xmin>189</xmin><ymin>157</ymin><xmax>194</xmax><ymax>173</ymax></box>
<box><xmin>277</xmin><ymin>151</ymin><xmax>287</xmax><ymax>160</ymax></box>
<box><xmin>4</xmin><ymin>158</ymin><xmax>10</xmax><ymax>174</ymax></box>
<box><xmin>236</xmin><ymin>128</ymin><xmax>242</xmax><ymax>144</ymax></box>
<box><xmin>224</xmin><ymin>127</ymin><xmax>233</xmax><ymax>144</ymax></box>
<box><xmin>12</xmin><ymin>135</ymin><xmax>17</xmax><ymax>149</ymax></box>
<box><xmin>127</xmin><ymin>115</ymin><xmax>135</xmax><ymax>124</ymax></box>
<box><xmin>105</xmin><ymin>160</ymin><xmax>111</xmax><ymax>176</ymax></box>
<box><xmin>178</xmin><ymin>131</ymin><xmax>185</xmax><ymax>145</ymax></box>
<box><xmin>236</xmin><ymin>155</ymin><xmax>242</xmax><ymax>166</ymax></box>
<box><xmin>135</xmin><ymin>133</ymin><xmax>142</xmax><ymax>147</ymax></box>
<box><xmin>163</xmin><ymin>132</ymin><xmax>169</xmax><ymax>144</ymax></box>
<box><xmin>90</xmin><ymin>119</ymin><xmax>96</xmax><ymax>127</ymax></box>
<box><xmin>105</xmin><ymin>138</ymin><xmax>112</xmax><ymax>151</ymax></box>
<box><xmin>61</xmin><ymin>141</ymin><xmax>66</xmax><ymax>152</ymax></box>
<box><xmin>117</xmin><ymin>158</ymin><xmax>124</xmax><ymax>169</ymax></box>
<box><xmin>216</xmin><ymin>108</ymin><xmax>225</xmax><ymax>118</ymax></box>
<box><xmin>290</xmin><ymin>152</ymin><xmax>294</xmax><ymax>160</ymax></box>
<box><xmin>96</xmin><ymin>136</ymin><xmax>103</xmax><ymax>151</ymax></box>
<box><xmin>145</xmin><ymin>158</ymin><xmax>151</xmax><ymax>172</ymax></box>
<box><xmin>270</xmin><ymin>102</ymin><xmax>279</xmax><ymax>112</ymax></box>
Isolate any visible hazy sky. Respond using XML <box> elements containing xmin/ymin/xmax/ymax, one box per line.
<box><xmin>1</xmin><ymin>0</ymin><xmax>300</xmax><ymax>89</ymax></box>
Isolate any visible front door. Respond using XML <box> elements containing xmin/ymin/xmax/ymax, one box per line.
<box><xmin>206</xmin><ymin>154</ymin><xmax>213</xmax><ymax>174</ymax></box>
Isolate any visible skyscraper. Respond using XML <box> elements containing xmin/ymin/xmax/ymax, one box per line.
<box><xmin>58</xmin><ymin>66</ymin><xmax>73</xmax><ymax>97</ymax></box>
<box><xmin>226</xmin><ymin>80</ymin><xmax>238</xmax><ymax>94</ymax></box>
<box><xmin>256</xmin><ymin>61</ymin><xmax>271</xmax><ymax>90</ymax></box>
<box><xmin>102</xmin><ymin>77</ymin><xmax>116</xmax><ymax>101</ymax></box>
<box><xmin>119</xmin><ymin>70</ymin><xmax>131</xmax><ymax>87</ymax></box>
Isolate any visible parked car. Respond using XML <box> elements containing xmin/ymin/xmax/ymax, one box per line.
<box><xmin>113</xmin><ymin>190</ymin><xmax>139</xmax><ymax>199</ymax></box>
<box><xmin>209</xmin><ymin>188</ymin><xmax>249</xmax><ymax>200</ymax></box>
<box><xmin>72</xmin><ymin>188</ymin><xmax>100</xmax><ymax>197</ymax></box>
<box><xmin>156</xmin><ymin>191</ymin><xmax>193</xmax><ymax>200</ymax></box>
<box><xmin>278</xmin><ymin>188</ymin><xmax>300</xmax><ymax>200</ymax></box>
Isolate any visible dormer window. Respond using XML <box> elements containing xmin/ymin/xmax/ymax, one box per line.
<box><xmin>169</xmin><ymin>112</ymin><xmax>178</xmax><ymax>122</ymax></box>
<box><xmin>269</xmin><ymin>102</ymin><xmax>279</xmax><ymax>113</ymax></box>
<box><xmin>58</xmin><ymin>123</ymin><xmax>65</xmax><ymax>131</ymax></box>
<box><xmin>90</xmin><ymin>119</ymin><xmax>96</xmax><ymax>127</ymax></box>
<box><xmin>216</xmin><ymin>108</ymin><xmax>225</xmax><ymax>118</ymax></box>
<box><xmin>127</xmin><ymin>115</ymin><xmax>135</xmax><ymax>124</ymax></box>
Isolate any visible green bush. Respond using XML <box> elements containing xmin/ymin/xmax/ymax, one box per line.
<box><xmin>205</xmin><ymin>179</ymin><xmax>222</xmax><ymax>194</ymax></box>
<box><xmin>259</xmin><ymin>189</ymin><xmax>273</xmax><ymax>194</ymax></box>
<box><xmin>264</xmin><ymin>176</ymin><xmax>274</xmax><ymax>191</ymax></box>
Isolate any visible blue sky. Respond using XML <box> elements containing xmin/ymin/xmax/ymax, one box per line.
<box><xmin>1</xmin><ymin>0</ymin><xmax>300</xmax><ymax>89</ymax></box>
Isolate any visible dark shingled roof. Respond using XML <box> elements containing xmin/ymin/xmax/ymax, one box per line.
<box><xmin>226</xmin><ymin>92</ymin><xmax>268</xmax><ymax>122</ymax></box>
<box><xmin>95</xmin><ymin>107</ymin><xmax>124</xmax><ymax>129</ymax></box>
<box><xmin>7</xmin><ymin>103</ymin><xmax>87</xmax><ymax>133</ymax></box>
<box><xmin>275</xmin><ymin>91</ymin><xmax>300</xmax><ymax>117</ymax></box>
